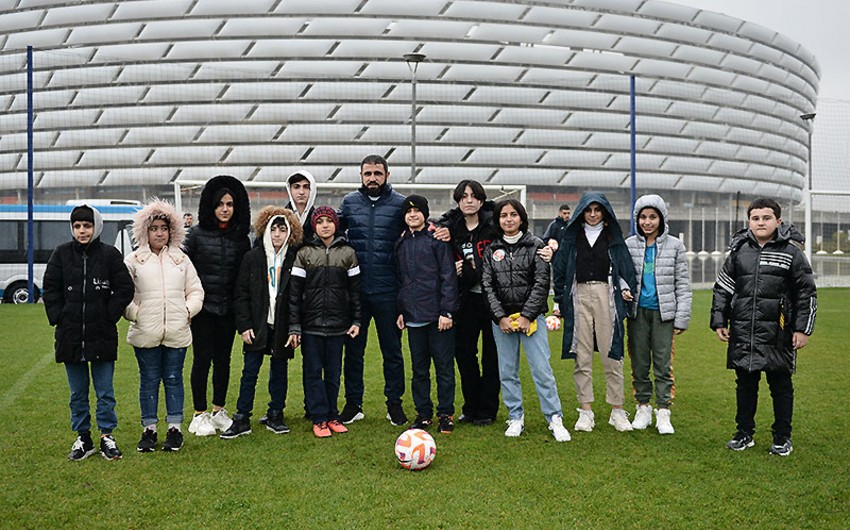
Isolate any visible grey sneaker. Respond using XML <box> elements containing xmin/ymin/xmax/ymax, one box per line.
<box><xmin>726</xmin><ymin>432</ymin><xmax>755</xmax><ymax>451</ymax></box>
<box><xmin>68</xmin><ymin>432</ymin><xmax>96</xmax><ymax>461</ymax></box>
<box><xmin>769</xmin><ymin>438</ymin><xmax>793</xmax><ymax>457</ymax></box>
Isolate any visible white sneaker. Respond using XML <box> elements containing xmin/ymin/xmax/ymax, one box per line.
<box><xmin>188</xmin><ymin>412</ymin><xmax>216</xmax><ymax>437</ymax></box>
<box><xmin>632</xmin><ymin>404</ymin><xmax>653</xmax><ymax>430</ymax></box>
<box><xmin>574</xmin><ymin>408</ymin><xmax>595</xmax><ymax>432</ymax></box>
<box><xmin>504</xmin><ymin>415</ymin><xmax>524</xmax><ymax>437</ymax></box>
<box><xmin>655</xmin><ymin>408</ymin><xmax>675</xmax><ymax>435</ymax></box>
<box><xmin>210</xmin><ymin>409</ymin><xmax>233</xmax><ymax>432</ymax></box>
<box><xmin>608</xmin><ymin>409</ymin><xmax>634</xmax><ymax>432</ymax></box>
<box><xmin>548</xmin><ymin>415</ymin><xmax>571</xmax><ymax>442</ymax></box>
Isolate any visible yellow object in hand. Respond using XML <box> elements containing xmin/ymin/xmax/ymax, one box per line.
<box><xmin>508</xmin><ymin>313</ymin><xmax>538</xmax><ymax>336</ymax></box>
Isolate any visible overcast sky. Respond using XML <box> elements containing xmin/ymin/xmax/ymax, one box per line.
<box><xmin>669</xmin><ymin>0</ymin><xmax>848</xmax><ymax>101</ymax></box>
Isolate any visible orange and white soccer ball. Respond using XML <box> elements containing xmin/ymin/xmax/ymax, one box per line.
<box><xmin>394</xmin><ymin>428</ymin><xmax>436</xmax><ymax>470</ymax></box>
<box><xmin>545</xmin><ymin>315</ymin><xmax>561</xmax><ymax>331</ymax></box>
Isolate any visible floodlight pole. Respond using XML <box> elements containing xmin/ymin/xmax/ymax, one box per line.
<box><xmin>404</xmin><ymin>52</ymin><xmax>426</xmax><ymax>183</ymax></box>
<box><xmin>800</xmin><ymin>113</ymin><xmax>816</xmax><ymax>263</ymax></box>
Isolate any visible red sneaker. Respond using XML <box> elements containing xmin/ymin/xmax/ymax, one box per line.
<box><xmin>327</xmin><ymin>420</ymin><xmax>348</xmax><ymax>434</ymax></box>
<box><xmin>313</xmin><ymin>421</ymin><xmax>332</xmax><ymax>438</ymax></box>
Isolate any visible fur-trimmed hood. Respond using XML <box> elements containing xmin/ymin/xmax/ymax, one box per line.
<box><xmin>197</xmin><ymin>174</ymin><xmax>251</xmax><ymax>236</ymax></box>
<box><xmin>132</xmin><ymin>199</ymin><xmax>186</xmax><ymax>249</ymax></box>
<box><xmin>253</xmin><ymin>205</ymin><xmax>304</xmax><ymax>248</ymax></box>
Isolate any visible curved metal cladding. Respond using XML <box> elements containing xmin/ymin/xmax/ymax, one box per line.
<box><xmin>0</xmin><ymin>0</ymin><xmax>819</xmax><ymax>201</ymax></box>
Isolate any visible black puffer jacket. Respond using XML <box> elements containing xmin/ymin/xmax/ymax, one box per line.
<box><xmin>481</xmin><ymin>232</ymin><xmax>550</xmax><ymax>322</ymax></box>
<box><xmin>289</xmin><ymin>236</ymin><xmax>362</xmax><ymax>336</ymax></box>
<box><xmin>436</xmin><ymin>200</ymin><xmax>498</xmax><ymax>297</ymax></box>
<box><xmin>711</xmin><ymin>224</ymin><xmax>817</xmax><ymax>373</ymax></box>
<box><xmin>42</xmin><ymin>213</ymin><xmax>134</xmax><ymax>363</ymax></box>
<box><xmin>183</xmin><ymin>175</ymin><xmax>251</xmax><ymax>316</ymax></box>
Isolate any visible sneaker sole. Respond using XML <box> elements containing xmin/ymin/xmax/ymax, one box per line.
<box><xmin>609</xmin><ymin>420</ymin><xmax>634</xmax><ymax>432</ymax></box>
<box><xmin>100</xmin><ymin>451</ymin><xmax>122</xmax><ymax>461</ymax></box>
<box><xmin>162</xmin><ymin>445</ymin><xmax>182</xmax><ymax>452</ymax></box>
<box><xmin>266</xmin><ymin>425</ymin><xmax>291</xmax><ymax>434</ymax></box>
<box><xmin>136</xmin><ymin>447</ymin><xmax>156</xmax><ymax>453</ymax></box>
<box><xmin>727</xmin><ymin>440</ymin><xmax>755</xmax><ymax>451</ymax></box>
<box><xmin>219</xmin><ymin>429</ymin><xmax>252</xmax><ymax>440</ymax></box>
<box><xmin>341</xmin><ymin>412</ymin><xmax>364</xmax><ymax>425</ymax></box>
<box><xmin>505</xmin><ymin>430</ymin><xmax>524</xmax><ymax>437</ymax></box>
<box><xmin>68</xmin><ymin>448</ymin><xmax>97</xmax><ymax>461</ymax></box>
<box><xmin>386</xmin><ymin>414</ymin><xmax>408</xmax><ymax>427</ymax></box>
<box><xmin>769</xmin><ymin>447</ymin><xmax>793</xmax><ymax>456</ymax></box>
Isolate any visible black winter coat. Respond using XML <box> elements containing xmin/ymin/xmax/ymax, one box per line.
<box><xmin>42</xmin><ymin>239</ymin><xmax>134</xmax><ymax>363</ymax></box>
<box><xmin>289</xmin><ymin>237</ymin><xmax>362</xmax><ymax>336</ymax></box>
<box><xmin>435</xmin><ymin>201</ymin><xmax>498</xmax><ymax>298</ymax></box>
<box><xmin>184</xmin><ymin>175</ymin><xmax>251</xmax><ymax>316</ymax></box>
<box><xmin>233</xmin><ymin>245</ymin><xmax>298</xmax><ymax>359</ymax></box>
<box><xmin>395</xmin><ymin>228</ymin><xmax>458</xmax><ymax>324</ymax></box>
<box><xmin>711</xmin><ymin>224</ymin><xmax>817</xmax><ymax>373</ymax></box>
<box><xmin>481</xmin><ymin>232</ymin><xmax>550</xmax><ymax>322</ymax></box>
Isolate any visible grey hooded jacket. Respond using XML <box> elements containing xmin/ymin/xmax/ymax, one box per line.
<box><xmin>625</xmin><ymin>194</ymin><xmax>692</xmax><ymax>330</ymax></box>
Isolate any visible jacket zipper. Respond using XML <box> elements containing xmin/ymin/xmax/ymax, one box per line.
<box><xmin>159</xmin><ymin>251</ymin><xmax>167</xmax><ymax>342</ymax></box>
<box><xmin>81</xmin><ymin>252</ymin><xmax>87</xmax><ymax>361</ymax></box>
<box><xmin>749</xmin><ymin>244</ymin><xmax>763</xmax><ymax>371</ymax></box>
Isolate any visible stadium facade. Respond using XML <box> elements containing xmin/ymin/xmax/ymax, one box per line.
<box><xmin>0</xmin><ymin>0</ymin><xmax>820</xmax><ymax>244</ymax></box>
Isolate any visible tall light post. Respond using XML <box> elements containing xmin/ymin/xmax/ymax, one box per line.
<box><xmin>800</xmin><ymin>112</ymin><xmax>816</xmax><ymax>262</ymax></box>
<box><xmin>403</xmin><ymin>52</ymin><xmax>426</xmax><ymax>183</ymax></box>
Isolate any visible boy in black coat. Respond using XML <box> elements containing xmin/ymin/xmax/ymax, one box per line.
<box><xmin>395</xmin><ymin>195</ymin><xmax>459</xmax><ymax>434</ymax></box>
<box><xmin>42</xmin><ymin>204</ymin><xmax>134</xmax><ymax>461</ymax></box>
<box><xmin>223</xmin><ymin>207</ymin><xmax>304</xmax><ymax>439</ymax></box>
<box><xmin>711</xmin><ymin>198</ymin><xmax>817</xmax><ymax>456</ymax></box>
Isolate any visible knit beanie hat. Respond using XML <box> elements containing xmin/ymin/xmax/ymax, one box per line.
<box><xmin>311</xmin><ymin>205</ymin><xmax>339</xmax><ymax>231</ymax></box>
<box><xmin>402</xmin><ymin>195</ymin><xmax>429</xmax><ymax>219</ymax></box>
<box><xmin>70</xmin><ymin>205</ymin><xmax>94</xmax><ymax>224</ymax></box>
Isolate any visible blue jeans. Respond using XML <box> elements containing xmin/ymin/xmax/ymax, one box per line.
<box><xmin>408</xmin><ymin>323</ymin><xmax>455</xmax><ymax>417</ymax></box>
<box><xmin>65</xmin><ymin>361</ymin><xmax>117</xmax><ymax>434</ymax></box>
<box><xmin>303</xmin><ymin>334</ymin><xmax>345</xmax><ymax>423</ymax></box>
<box><xmin>134</xmin><ymin>346</ymin><xmax>187</xmax><ymax>427</ymax></box>
<box><xmin>491</xmin><ymin>316</ymin><xmax>563</xmax><ymax>422</ymax></box>
<box><xmin>343</xmin><ymin>292</ymin><xmax>405</xmax><ymax>407</ymax></box>
<box><xmin>235</xmin><ymin>346</ymin><xmax>288</xmax><ymax>419</ymax></box>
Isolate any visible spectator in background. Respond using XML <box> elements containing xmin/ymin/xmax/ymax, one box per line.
<box><xmin>543</xmin><ymin>204</ymin><xmax>571</xmax><ymax>317</ymax></box>
<box><xmin>337</xmin><ymin>154</ymin><xmax>408</xmax><ymax>426</ymax></box>
<box><xmin>183</xmin><ymin>212</ymin><xmax>193</xmax><ymax>228</ymax></box>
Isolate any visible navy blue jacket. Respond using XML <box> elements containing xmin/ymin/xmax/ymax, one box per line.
<box><xmin>339</xmin><ymin>184</ymin><xmax>405</xmax><ymax>296</ymax></box>
<box><xmin>395</xmin><ymin>228</ymin><xmax>458</xmax><ymax>324</ymax></box>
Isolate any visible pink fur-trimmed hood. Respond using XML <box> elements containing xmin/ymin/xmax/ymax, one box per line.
<box><xmin>131</xmin><ymin>199</ymin><xmax>186</xmax><ymax>250</ymax></box>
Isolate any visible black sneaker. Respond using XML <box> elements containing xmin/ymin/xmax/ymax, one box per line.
<box><xmin>99</xmin><ymin>434</ymin><xmax>123</xmax><ymax>460</ymax></box>
<box><xmin>726</xmin><ymin>432</ymin><xmax>755</xmax><ymax>451</ymax></box>
<box><xmin>265</xmin><ymin>411</ymin><xmax>291</xmax><ymax>434</ymax></box>
<box><xmin>136</xmin><ymin>429</ymin><xmax>157</xmax><ymax>453</ymax></box>
<box><xmin>456</xmin><ymin>413</ymin><xmax>474</xmax><ymax>424</ymax></box>
<box><xmin>162</xmin><ymin>427</ymin><xmax>184</xmax><ymax>452</ymax></box>
<box><xmin>409</xmin><ymin>415</ymin><xmax>433</xmax><ymax>430</ymax></box>
<box><xmin>68</xmin><ymin>431</ymin><xmax>96</xmax><ymax>461</ymax></box>
<box><xmin>769</xmin><ymin>437</ymin><xmax>793</xmax><ymax>457</ymax></box>
<box><xmin>220</xmin><ymin>417</ymin><xmax>251</xmax><ymax>439</ymax></box>
<box><xmin>340</xmin><ymin>402</ymin><xmax>364</xmax><ymax>425</ymax></box>
<box><xmin>473</xmin><ymin>417</ymin><xmax>495</xmax><ymax>426</ymax></box>
<box><xmin>386</xmin><ymin>404</ymin><xmax>408</xmax><ymax>427</ymax></box>
<box><xmin>438</xmin><ymin>414</ymin><xmax>455</xmax><ymax>434</ymax></box>
<box><xmin>259</xmin><ymin>415</ymin><xmax>268</xmax><ymax>425</ymax></box>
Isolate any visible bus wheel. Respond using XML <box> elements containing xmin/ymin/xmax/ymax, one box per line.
<box><xmin>5</xmin><ymin>282</ymin><xmax>38</xmax><ymax>304</ymax></box>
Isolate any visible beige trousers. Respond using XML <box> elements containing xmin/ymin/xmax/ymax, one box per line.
<box><xmin>573</xmin><ymin>281</ymin><xmax>624</xmax><ymax>406</ymax></box>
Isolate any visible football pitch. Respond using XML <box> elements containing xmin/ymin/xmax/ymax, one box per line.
<box><xmin>1</xmin><ymin>289</ymin><xmax>848</xmax><ymax>529</ymax></box>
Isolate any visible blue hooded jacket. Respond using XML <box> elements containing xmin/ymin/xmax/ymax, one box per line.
<box><xmin>552</xmin><ymin>192</ymin><xmax>636</xmax><ymax>360</ymax></box>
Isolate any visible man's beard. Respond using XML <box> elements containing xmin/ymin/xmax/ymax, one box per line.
<box><xmin>365</xmin><ymin>183</ymin><xmax>385</xmax><ymax>197</ymax></box>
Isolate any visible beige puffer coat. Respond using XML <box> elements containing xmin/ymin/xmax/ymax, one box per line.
<box><xmin>124</xmin><ymin>199</ymin><xmax>204</xmax><ymax>348</ymax></box>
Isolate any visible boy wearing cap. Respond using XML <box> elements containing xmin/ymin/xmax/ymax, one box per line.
<box><xmin>395</xmin><ymin>196</ymin><xmax>459</xmax><ymax>434</ymax></box>
<box><xmin>288</xmin><ymin>207</ymin><xmax>362</xmax><ymax>438</ymax></box>
<box><xmin>42</xmin><ymin>204</ymin><xmax>135</xmax><ymax>461</ymax></box>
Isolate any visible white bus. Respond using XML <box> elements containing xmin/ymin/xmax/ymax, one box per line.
<box><xmin>0</xmin><ymin>202</ymin><xmax>140</xmax><ymax>304</ymax></box>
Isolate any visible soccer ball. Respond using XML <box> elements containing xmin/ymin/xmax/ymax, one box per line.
<box><xmin>545</xmin><ymin>315</ymin><xmax>561</xmax><ymax>331</ymax></box>
<box><xmin>394</xmin><ymin>428</ymin><xmax>436</xmax><ymax>470</ymax></box>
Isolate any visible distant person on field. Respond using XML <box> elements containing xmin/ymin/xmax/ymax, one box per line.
<box><xmin>42</xmin><ymin>204</ymin><xmax>134</xmax><ymax>461</ymax></box>
<box><xmin>624</xmin><ymin>194</ymin><xmax>691</xmax><ymax>435</ymax></box>
<box><xmin>337</xmin><ymin>154</ymin><xmax>408</xmax><ymax>426</ymax></box>
<box><xmin>552</xmin><ymin>192</ymin><xmax>637</xmax><ymax>434</ymax></box>
<box><xmin>289</xmin><ymin>207</ymin><xmax>361</xmax><ymax>438</ymax></box>
<box><xmin>183</xmin><ymin>175</ymin><xmax>251</xmax><ymax>436</ymax></box>
<box><xmin>395</xmin><ymin>195</ymin><xmax>459</xmax><ymax>434</ymax></box>
<box><xmin>481</xmin><ymin>199</ymin><xmax>570</xmax><ymax>442</ymax></box>
<box><xmin>124</xmin><ymin>199</ymin><xmax>204</xmax><ymax>453</ymax></box>
<box><xmin>183</xmin><ymin>212</ymin><xmax>193</xmax><ymax>229</ymax></box>
<box><xmin>711</xmin><ymin>198</ymin><xmax>816</xmax><ymax>456</ymax></box>
<box><xmin>221</xmin><ymin>207</ymin><xmax>303</xmax><ymax>440</ymax></box>
<box><xmin>542</xmin><ymin>203</ymin><xmax>571</xmax><ymax>317</ymax></box>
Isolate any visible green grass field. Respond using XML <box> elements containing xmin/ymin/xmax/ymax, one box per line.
<box><xmin>1</xmin><ymin>289</ymin><xmax>848</xmax><ymax>529</ymax></box>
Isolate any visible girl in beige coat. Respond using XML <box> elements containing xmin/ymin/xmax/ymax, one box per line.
<box><xmin>125</xmin><ymin>199</ymin><xmax>204</xmax><ymax>452</ymax></box>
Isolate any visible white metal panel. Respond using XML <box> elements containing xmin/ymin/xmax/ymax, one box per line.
<box><xmin>34</xmin><ymin>109</ymin><xmax>99</xmax><ymax>129</ymax></box>
<box><xmin>583</xmin><ymin>131</ymin><xmax>629</xmax><ymax>149</ymax></box>
<box><xmin>465</xmin><ymin>86</ymin><xmax>549</xmax><ymax>106</ymax></box>
<box><xmin>473</xmin><ymin>23</ymin><xmax>550</xmax><ymax>44</ymax></box>
<box><xmin>675</xmin><ymin>174</ymin><xmax>725</xmax><ymax>192</ymax></box>
<box><xmin>419</xmin><ymin>41</ymin><xmax>500</xmax><ymax>62</ymax></box>
<box><xmin>148</xmin><ymin>146</ymin><xmax>228</xmax><ymax>165</ymax></box>
<box><xmin>333</xmin><ymin>40</ymin><xmax>422</xmax><ymax>59</ymax></box>
<box><xmin>594</xmin><ymin>13</ymin><xmax>661</xmax><ymax>35</ymax></box>
<box><xmin>564</xmin><ymin>112</ymin><xmax>630</xmax><ymax>130</ymax></box>
<box><xmin>78</xmin><ymin>147</ymin><xmax>150</xmax><ymax>166</ymax></box>
<box><xmin>637</xmin><ymin>2</ymin><xmax>700</xmax><ymax>23</ymax></box>
<box><xmin>190</xmin><ymin>0</ymin><xmax>276</xmax><ymax>15</ymax></box>
<box><xmin>196</xmin><ymin>125</ymin><xmax>281</xmax><ymax>143</ymax></box>
<box><xmin>246</xmin><ymin>39</ymin><xmax>335</xmax><ymax>58</ymax></box>
<box><xmin>143</xmin><ymin>83</ymin><xmax>225</xmax><ymax>104</ymax></box>
<box><xmin>102</xmin><ymin>168</ymin><xmax>181</xmax><ymax>186</ymax></box>
<box><xmin>40</xmin><ymin>170</ymin><xmax>103</xmax><ymax>188</ymax></box>
<box><xmin>112</xmin><ymin>0</ymin><xmax>192</xmax><ymax>20</ymax></box>
<box><xmin>686</xmin><ymin>66</ymin><xmax>736</xmax><ymax>87</ymax></box>
<box><xmin>443</xmin><ymin>1</ymin><xmax>527</xmax><ymax>21</ymax></box>
<box><xmin>5</xmin><ymin>28</ymin><xmax>68</xmax><ymax>49</ymax></box>
<box><xmin>48</xmin><ymin>65</ymin><xmax>121</xmax><ymax>87</ymax></box>
<box><xmin>489</xmin><ymin>168</ymin><xmax>562</xmax><ymax>186</ymax></box>
<box><xmin>497</xmin><ymin>46</ymin><xmax>570</xmax><ymax>67</ymax></box>
<box><xmin>389</xmin><ymin>19</ymin><xmax>473</xmax><ymax>39</ymax></box>
<box><xmin>334</xmin><ymin>102</ymin><xmax>408</xmax><ymax>122</ymax></box>
<box><xmin>138</xmin><ymin>20</ymin><xmax>222</xmax><ymax>40</ymax></box>
<box><xmin>219</xmin><ymin>17</ymin><xmax>306</xmax><ymax>37</ymax></box>
<box><xmin>632</xmin><ymin>58</ymin><xmax>692</xmax><ymax>79</ymax></box>
<box><xmin>524</xmin><ymin>6</ymin><xmax>599</xmax><ymax>27</ymax></box>
<box><xmin>695</xmin><ymin>142</ymin><xmax>738</xmax><ymax>159</ymax></box>
<box><xmin>632</xmin><ymin>172</ymin><xmax>682</xmax><ymax>190</ymax></box>
<box><xmin>221</xmin><ymin>82</ymin><xmax>310</xmax><ymax>101</ymax></box>
<box><xmin>0</xmin><ymin>10</ymin><xmax>43</xmax><ymax>32</ymax></box>
<box><xmin>98</xmin><ymin>106</ymin><xmax>173</xmax><ymax>126</ymax></box>
<box><xmin>360</xmin><ymin>0</ymin><xmax>448</xmax><ymax>16</ymax></box>
<box><xmin>306</xmin><ymin>82</ymin><xmax>394</xmax><ymax>101</ymax></box>
<box><xmin>731</xmin><ymin>76</ymin><xmax>770</xmax><ymax>95</ymax></box>
<box><xmin>67</xmin><ymin>23</ymin><xmax>147</xmax><ymax>46</ymax></box>
<box><xmin>643</xmin><ymin>136</ymin><xmax>699</xmax><ymax>155</ymax></box>
<box><xmin>693</xmin><ymin>10</ymin><xmax>744</xmax><ymax>33</ymax></box>
<box><xmin>546</xmin><ymin>29</ymin><xmax>617</xmax><ymax>50</ymax></box>
<box><xmin>194</xmin><ymin>61</ymin><xmax>279</xmax><ymax>80</ymax></box>
<box><xmin>167</xmin><ymin>41</ymin><xmax>250</xmax><ymax>60</ymax></box>
<box><xmin>117</xmin><ymin>64</ymin><xmax>196</xmax><ymax>84</ymax></box>
<box><xmin>657</xmin><ymin>157</ymin><xmax>712</xmax><ymax>173</ymax></box>
<box><xmin>93</xmin><ymin>42</ymin><xmax>170</xmax><ymax>62</ymax></box>
<box><xmin>393</xmin><ymin>146</ymin><xmax>472</xmax><ymax>164</ymax></box>
<box><xmin>573</xmin><ymin>0</ymin><xmax>644</xmax><ymax>12</ymax></box>
<box><xmin>226</xmin><ymin>145</ymin><xmax>306</xmax><ymax>164</ymax></box>
<box><xmin>170</xmin><ymin>104</ymin><xmax>254</xmax><ymax>124</ymax></box>
<box><xmin>706</xmin><ymin>33</ymin><xmax>751</xmax><ymax>55</ymax></box>
<box><xmin>613</xmin><ymin>36</ymin><xmax>678</xmax><ymax>57</ymax></box>
<box><xmin>441</xmin><ymin>63</ymin><xmax>524</xmax><ymax>82</ymax></box>
<box><xmin>562</xmin><ymin>171</ymin><xmax>627</xmax><ymax>188</ymax></box>
<box><xmin>494</xmin><ymin>107</ymin><xmax>568</xmax><ymax>127</ymax></box>
<box><xmin>569</xmin><ymin>51</ymin><xmax>636</xmax><ymax>73</ymax></box>
<box><xmin>440</xmin><ymin>127</ymin><xmax>521</xmax><ymax>145</ymax></box>
<box><xmin>514</xmin><ymin>130</ymin><xmax>589</xmax><ymax>148</ymax></box>
<box><xmin>54</xmin><ymin>129</ymin><xmax>124</xmax><ymax>148</ymax></box>
<box><xmin>539</xmin><ymin>151</ymin><xmax>610</xmax><ymax>167</ymax></box>
<box><xmin>681</xmin><ymin>121</ymin><xmax>728</xmax><ymax>140</ymax></box>
<box><xmin>671</xmin><ymin>45</ymin><xmax>725</xmax><ymax>66</ymax></box>
<box><xmin>19</xmin><ymin>149</ymin><xmax>79</xmax><ymax>170</ymax></box>
<box><xmin>277</xmin><ymin>60</ymin><xmax>362</xmax><ymax>77</ymax></box>
<box><xmin>414</xmin><ymin>167</ymin><xmax>493</xmax><ymax>184</ymax></box>
<box><xmin>250</xmin><ymin>103</ymin><xmax>337</xmax><ymax>122</ymax></box>
<box><xmin>121</xmin><ymin>126</ymin><xmax>200</xmax><ymax>145</ymax></box>
<box><xmin>42</xmin><ymin>3</ymin><xmax>113</xmax><ymax>26</ymax></box>
<box><xmin>303</xmin><ymin>17</ymin><xmax>388</xmax><ymax>36</ymax></box>
<box><xmin>277</xmin><ymin>123</ymin><xmax>364</xmax><ymax>142</ymax></box>
<box><xmin>466</xmin><ymin>147</ymin><xmax>543</xmax><ymax>166</ymax></box>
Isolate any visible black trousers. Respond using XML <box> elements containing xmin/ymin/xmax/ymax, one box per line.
<box><xmin>454</xmin><ymin>292</ymin><xmax>500</xmax><ymax>421</ymax></box>
<box><xmin>734</xmin><ymin>367</ymin><xmax>794</xmax><ymax>441</ymax></box>
<box><xmin>190</xmin><ymin>310</ymin><xmax>236</xmax><ymax>411</ymax></box>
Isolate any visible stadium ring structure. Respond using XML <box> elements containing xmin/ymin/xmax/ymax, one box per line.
<box><xmin>0</xmin><ymin>0</ymin><xmax>820</xmax><ymax>219</ymax></box>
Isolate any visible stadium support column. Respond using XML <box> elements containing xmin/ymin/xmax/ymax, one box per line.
<box><xmin>404</xmin><ymin>53</ymin><xmax>426</xmax><ymax>183</ymax></box>
<box><xmin>27</xmin><ymin>46</ymin><xmax>34</xmax><ymax>304</ymax></box>
<box><xmin>629</xmin><ymin>75</ymin><xmax>636</xmax><ymax>236</ymax></box>
<box><xmin>800</xmin><ymin>113</ymin><xmax>816</xmax><ymax>263</ymax></box>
